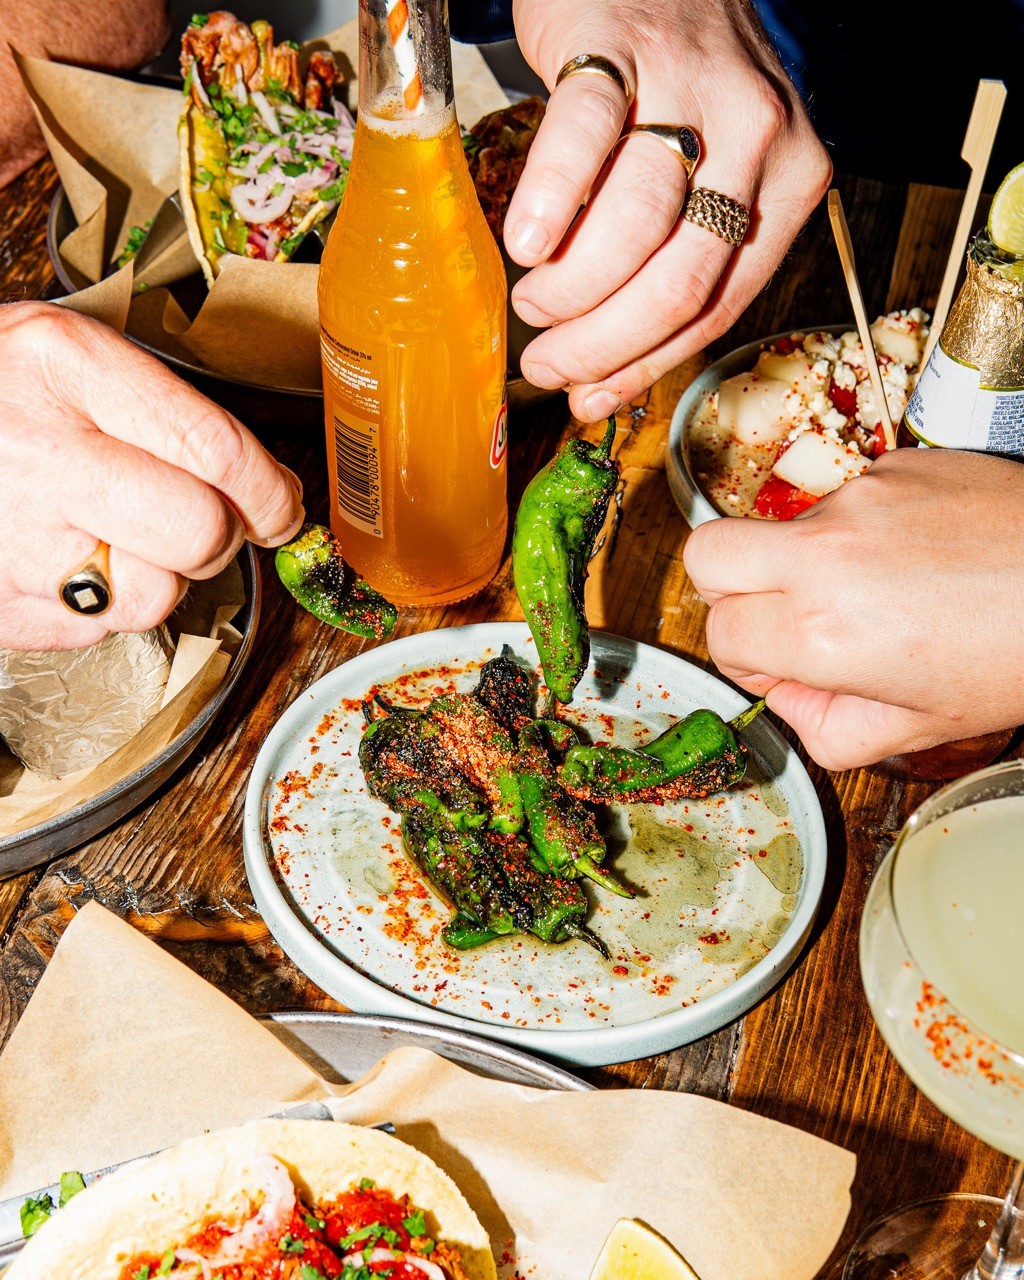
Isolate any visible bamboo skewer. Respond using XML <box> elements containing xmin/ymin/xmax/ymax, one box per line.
<box><xmin>827</xmin><ymin>189</ymin><xmax>897</xmax><ymax>451</ymax></box>
<box><xmin>918</xmin><ymin>78</ymin><xmax>1006</xmax><ymax>370</ymax></box>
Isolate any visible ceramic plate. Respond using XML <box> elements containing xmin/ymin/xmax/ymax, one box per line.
<box><xmin>666</xmin><ymin>324</ymin><xmax>852</xmax><ymax>527</ymax></box>
<box><xmin>243</xmin><ymin>623</ymin><xmax>827</xmax><ymax>1066</ymax></box>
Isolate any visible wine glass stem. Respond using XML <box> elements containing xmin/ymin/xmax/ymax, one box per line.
<box><xmin>967</xmin><ymin>1159</ymin><xmax>1024</xmax><ymax>1280</ymax></box>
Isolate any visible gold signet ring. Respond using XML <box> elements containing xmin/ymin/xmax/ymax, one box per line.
<box><xmin>620</xmin><ymin>124</ymin><xmax>702</xmax><ymax>178</ymax></box>
<box><xmin>555</xmin><ymin>53</ymin><xmax>630</xmax><ymax>99</ymax></box>
<box><xmin>59</xmin><ymin>541</ymin><xmax>114</xmax><ymax>616</ymax></box>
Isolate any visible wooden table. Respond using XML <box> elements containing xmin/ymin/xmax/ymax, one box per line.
<box><xmin>0</xmin><ymin>156</ymin><xmax>1018</xmax><ymax>1278</ymax></box>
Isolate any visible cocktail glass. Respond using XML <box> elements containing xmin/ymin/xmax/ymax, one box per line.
<box><xmin>847</xmin><ymin>756</ymin><xmax>1024</xmax><ymax>1280</ymax></box>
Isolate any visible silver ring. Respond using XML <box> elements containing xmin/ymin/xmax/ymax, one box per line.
<box><xmin>555</xmin><ymin>53</ymin><xmax>630</xmax><ymax>99</ymax></box>
<box><xmin>682</xmin><ymin>186</ymin><xmax>751</xmax><ymax>246</ymax></box>
<box><xmin>620</xmin><ymin>124</ymin><xmax>701</xmax><ymax>178</ymax></box>
<box><xmin>59</xmin><ymin>542</ymin><xmax>113</xmax><ymax>616</ymax></box>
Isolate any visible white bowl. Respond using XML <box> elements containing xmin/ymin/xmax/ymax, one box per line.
<box><xmin>666</xmin><ymin>324</ymin><xmax>852</xmax><ymax>528</ymax></box>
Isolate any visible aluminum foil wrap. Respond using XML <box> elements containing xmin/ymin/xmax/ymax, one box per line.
<box><xmin>0</xmin><ymin>628</ymin><xmax>174</xmax><ymax>780</ymax></box>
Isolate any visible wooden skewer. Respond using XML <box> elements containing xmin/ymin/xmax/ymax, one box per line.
<box><xmin>918</xmin><ymin>78</ymin><xmax>1006</xmax><ymax>371</ymax></box>
<box><xmin>827</xmin><ymin>188</ymin><xmax>897</xmax><ymax>451</ymax></box>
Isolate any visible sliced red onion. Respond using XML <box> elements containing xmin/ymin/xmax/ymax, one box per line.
<box><xmin>343</xmin><ymin>1249</ymin><xmax>446</xmax><ymax>1280</ymax></box>
<box><xmin>250</xmin><ymin>89</ymin><xmax>281</xmax><ymax>135</ymax></box>
<box><xmin>233</xmin><ymin>63</ymin><xmax>248</xmax><ymax>104</ymax></box>
<box><xmin>230</xmin><ymin>175</ymin><xmax>293</xmax><ymax>224</ymax></box>
<box><xmin>264</xmin><ymin>232</ymin><xmax>280</xmax><ymax>259</ymax></box>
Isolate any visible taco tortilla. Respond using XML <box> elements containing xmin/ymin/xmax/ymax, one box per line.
<box><xmin>6</xmin><ymin>1118</ymin><xmax>496</xmax><ymax>1280</ymax></box>
<box><xmin>179</xmin><ymin>12</ymin><xmax>353</xmax><ymax>285</ymax></box>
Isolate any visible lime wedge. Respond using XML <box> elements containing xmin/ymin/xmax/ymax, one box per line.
<box><xmin>589</xmin><ymin>1218</ymin><xmax>702</xmax><ymax>1280</ymax></box>
<box><xmin>987</xmin><ymin>161</ymin><xmax>1024</xmax><ymax>254</ymax></box>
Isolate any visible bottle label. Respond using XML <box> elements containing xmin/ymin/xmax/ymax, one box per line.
<box><xmin>905</xmin><ymin>344</ymin><xmax>1024</xmax><ymax>451</ymax></box>
<box><xmin>321</xmin><ymin>328</ymin><xmax>384</xmax><ymax>537</ymax></box>
<box><xmin>489</xmin><ymin>399</ymin><xmax>508</xmax><ymax>469</ymax></box>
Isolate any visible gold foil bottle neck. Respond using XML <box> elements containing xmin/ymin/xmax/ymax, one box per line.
<box><xmin>940</xmin><ymin>237</ymin><xmax>1024</xmax><ymax>385</ymax></box>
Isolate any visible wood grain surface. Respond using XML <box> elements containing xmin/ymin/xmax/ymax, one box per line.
<box><xmin>0</xmin><ymin>155</ymin><xmax>1018</xmax><ymax>1278</ymax></box>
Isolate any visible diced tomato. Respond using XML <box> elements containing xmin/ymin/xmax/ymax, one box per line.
<box><xmin>323</xmin><ymin>1188</ymin><xmax>412</xmax><ymax>1251</ymax></box>
<box><xmin>827</xmin><ymin>378</ymin><xmax>857</xmax><ymax>419</ymax></box>
<box><xmin>868</xmin><ymin>423</ymin><xmax>891</xmax><ymax>458</ymax></box>
<box><xmin>754</xmin><ymin>475</ymin><xmax>821</xmax><ymax>521</ymax></box>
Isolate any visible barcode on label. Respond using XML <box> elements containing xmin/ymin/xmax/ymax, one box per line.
<box><xmin>333</xmin><ymin>409</ymin><xmax>383</xmax><ymax>537</ymax></box>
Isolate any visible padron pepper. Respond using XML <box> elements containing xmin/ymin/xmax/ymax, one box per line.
<box><xmin>512</xmin><ymin>417</ymin><xmax>620</xmax><ymax>705</ymax></box>
<box><xmin>558</xmin><ymin>700</ymin><xmax>766</xmax><ymax>803</ymax></box>
<box><xmin>276</xmin><ymin>523</ymin><xmax>398</xmax><ymax>639</ymax></box>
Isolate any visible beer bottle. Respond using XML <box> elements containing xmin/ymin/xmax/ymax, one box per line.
<box><xmin>318</xmin><ymin>0</ymin><xmax>508</xmax><ymax>607</ymax></box>
<box><xmin>901</xmin><ymin>229</ymin><xmax>1024</xmax><ymax>454</ymax></box>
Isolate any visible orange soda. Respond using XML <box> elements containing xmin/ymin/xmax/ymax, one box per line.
<box><xmin>318</xmin><ymin>19</ymin><xmax>507</xmax><ymax>608</ymax></box>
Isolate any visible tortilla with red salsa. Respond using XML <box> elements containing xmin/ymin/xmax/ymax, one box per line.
<box><xmin>6</xmin><ymin>1119</ymin><xmax>496</xmax><ymax>1280</ymax></box>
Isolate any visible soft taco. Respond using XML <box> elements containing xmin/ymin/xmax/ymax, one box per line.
<box><xmin>6</xmin><ymin>1118</ymin><xmax>497</xmax><ymax>1280</ymax></box>
<box><xmin>179</xmin><ymin>12</ymin><xmax>354</xmax><ymax>284</ymax></box>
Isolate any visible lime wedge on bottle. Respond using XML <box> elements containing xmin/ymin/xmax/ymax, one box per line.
<box><xmin>589</xmin><ymin>1218</ymin><xmax>703</xmax><ymax>1280</ymax></box>
<box><xmin>987</xmin><ymin>161</ymin><xmax>1024</xmax><ymax>254</ymax></box>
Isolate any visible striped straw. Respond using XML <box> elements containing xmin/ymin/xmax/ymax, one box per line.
<box><xmin>385</xmin><ymin>0</ymin><xmax>425</xmax><ymax>114</ymax></box>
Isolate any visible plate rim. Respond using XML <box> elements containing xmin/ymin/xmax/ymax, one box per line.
<box><xmin>244</xmin><ymin>621</ymin><xmax>827</xmax><ymax>1066</ymax></box>
<box><xmin>260</xmin><ymin>1008</ymin><xmax>593</xmax><ymax>1091</ymax></box>
<box><xmin>665</xmin><ymin>321</ymin><xmax>856</xmax><ymax>528</ymax></box>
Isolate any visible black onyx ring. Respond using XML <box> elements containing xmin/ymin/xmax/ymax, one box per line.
<box><xmin>59</xmin><ymin>542</ymin><xmax>114</xmax><ymax>616</ymax></box>
<box><xmin>621</xmin><ymin>125</ymin><xmax>701</xmax><ymax>178</ymax></box>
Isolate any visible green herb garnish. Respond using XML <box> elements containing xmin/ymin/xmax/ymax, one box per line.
<box><xmin>279</xmin><ymin>1234</ymin><xmax>305</xmax><ymax>1254</ymax></box>
<box><xmin>58</xmin><ymin>1171</ymin><xmax>86</xmax><ymax>1207</ymax></box>
<box><xmin>20</xmin><ymin>1194</ymin><xmax>53</xmax><ymax>1238</ymax></box>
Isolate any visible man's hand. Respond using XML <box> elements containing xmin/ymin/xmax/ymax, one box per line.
<box><xmin>0</xmin><ymin>303</ymin><xmax>304</xmax><ymax>650</ymax></box>
<box><xmin>683</xmin><ymin>448</ymin><xmax>1024</xmax><ymax>770</ymax></box>
<box><xmin>505</xmin><ymin>0</ymin><xmax>832</xmax><ymax>422</ymax></box>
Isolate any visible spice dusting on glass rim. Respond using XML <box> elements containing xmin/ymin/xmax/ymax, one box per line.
<box><xmin>686</xmin><ymin>309</ymin><xmax>930</xmax><ymax>520</ymax></box>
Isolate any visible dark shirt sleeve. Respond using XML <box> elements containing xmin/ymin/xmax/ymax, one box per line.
<box><xmin>448</xmin><ymin>0</ymin><xmax>515</xmax><ymax>43</ymax></box>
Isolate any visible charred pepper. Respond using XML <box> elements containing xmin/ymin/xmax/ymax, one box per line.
<box><xmin>558</xmin><ymin>700</ymin><xmax>766</xmax><ymax>802</ymax></box>
<box><xmin>276</xmin><ymin>523</ymin><xmax>398</xmax><ymax>638</ymax></box>
<box><xmin>512</xmin><ymin>418</ymin><xmax>620</xmax><ymax>705</ymax></box>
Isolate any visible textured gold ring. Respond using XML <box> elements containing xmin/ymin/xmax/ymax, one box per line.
<box><xmin>619</xmin><ymin>125</ymin><xmax>701</xmax><ymax>178</ymax></box>
<box><xmin>682</xmin><ymin>186</ymin><xmax>750</xmax><ymax>246</ymax></box>
<box><xmin>555</xmin><ymin>53</ymin><xmax>630</xmax><ymax>99</ymax></box>
<box><xmin>59</xmin><ymin>541</ymin><xmax>113</xmax><ymax>616</ymax></box>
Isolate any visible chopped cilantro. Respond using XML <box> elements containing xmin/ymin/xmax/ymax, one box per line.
<box><xmin>190</xmin><ymin>13</ymin><xmax>210</xmax><ymax>26</ymax></box>
<box><xmin>212</xmin><ymin>225</ymin><xmax>227</xmax><ymax>251</ymax></box>
<box><xmin>339</xmin><ymin>1222</ymin><xmax>399</xmax><ymax>1250</ymax></box>
<box><xmin>259</xmin><ymin>154</ymin><xmax>276</xmax><ymax>173</ymax></box>
<box><xmin>304</xmin><ymin>1214</ymin><xmax>326</xmax><ymax>1231</ymax></box>
<box><xmin>300</xmin><ymin>1268</ymin><xmax>328</xmax><ymax>1280</ymax></box>
<box><xmin>279</xmin><ymin>232</ymin><xmax>305</xmax><ymax>258</ymax></box>
<box><xmin>271</xmin><ymin>182</ymin><xmax>285</xmax><ymax>197</ymax></box>
<box><xmin>208</xmin><ymin>81</ymin><xmax>221</xmax><ymax>98</ymax></box>
<box><xmin>359</xmin><ymin>1178</ymin><xmax>375</xmax><ymax>1190</ymax></box>
<box><xmin>280</xmin><ymin>161</ymin><xmax>308</xmax><ymax>178</ymax></box>
<box><xmin>285</xmin><ymin>40</ymin><xmax>301</xmax><ymax>50</ymax></box>
<box><xmin>402</xmin><ymin>1209</ymin><xmax>427</xmax><ymax>1237</ymax></box>
<box><xmin>158</xmin><ymin>1250</ymin><xmax>176</xmax><ymax>1275</ymax></box>
<box><xmin>421</xmin><ymin>1238</ymin><xmax>436</xmax><ymax>1254</ymax></box>
<box><xmin>196</xmin><ymin>165</ymin><xmax>218</xmax><ymax>184</ymax></box>
<box><xmin>58</xmin><ymin>1171</ymin><xmax>86</xmax><ymax>1207</ymax></box>
<box><xmin>133</xmin><ymin>1266</ymin><xmax>151</xmax><ymax>1280</ymax></box>
<box><xmin>318</xmin><ymin>174</ymin><xmax>348</xmax><ymax>203</ymax></box>
<box><xmin>20</xmin><ymin>1194</ymin><xmax>53</xmax><ymax>1238</ymax></box>
<box><xmin>117</xmin><ymin>220</ymin><xmax>152</xmax><ymax>268</ymax></box>
<box><xmin>279</xmin><ymin>1234</ymin><xmax>305</xmax><ymax>1254</ymax></box>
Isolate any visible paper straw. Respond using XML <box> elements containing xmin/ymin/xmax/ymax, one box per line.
<box><xmin>385</xmin><ymin>0</ymin><xmax>425</xmax><ymax>114</ymax></box>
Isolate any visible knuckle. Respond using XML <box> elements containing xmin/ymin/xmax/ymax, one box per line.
<box><xmin>112</xmin><ymin>572</ymin><xmax>185</xmax><ymax>634</ymax></box>
<box><xmin>651</xmin><ymin>271</ymin><xmax>710</xmax><ymax>330</ymax></box>
<box><xmin>179</xmin><ymin>497</ymin><xmax>239</xmax><ymax>571</ymax></box>
<box><xmin>0</xmin><ymin>301</ymin><xmax>83</xmax><ymax>363</ymax></box>
<box><xmin>184</xmin><ymin>405</ymin><xmax>249</xmax><ymax>491</ymax></box>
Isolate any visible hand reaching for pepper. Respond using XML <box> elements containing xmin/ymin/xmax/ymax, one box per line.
<box><xmin>683</xmin><ymin>448</ymin><xmax>1024</xmax><ymax>770</ymax></box>
<box><xmin>505</xmin><ymin>0</ymin><xmax>832</xmax><ymax>422</ymax></box>
<box><xmin>0</xmin><ymin>302</ymin><xmax>304</xmax><ymax>650</ymax></box>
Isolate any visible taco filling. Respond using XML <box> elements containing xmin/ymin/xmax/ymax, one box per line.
<box><xmin>179</xmin><ymin>11</ymin><xmax>353</xmax><ymax>283</ymax></box>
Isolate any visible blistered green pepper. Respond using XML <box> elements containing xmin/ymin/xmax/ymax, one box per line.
<box><xmin>512</xmin><ymin>418</ymin><xmax>620</xmax><ymax>705</ymax></box>
<box><xmin>275</xmin><ymin>523</ymin><xmax>397</xmax><ymax>638</ymax></box>
<box><xmin>558</xmin><ymin>701</ymin><xmax>765</xmax><ymax>802</ymax></box>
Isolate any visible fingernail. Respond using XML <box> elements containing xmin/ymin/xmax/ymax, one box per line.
<box><xmin>512</xmin><ymin>295</ymin><xmax>554</xmax><ymax>327</ymax></box>
<box><xmin>524</xmin><ymin>363</ymin><xmax>565</xmax><ymax>389</ymax></box>
<box><xmin>583</xmin><ymin>390</ymin><xmax>621</xmax><ymax>419</ymax></box>
<box><xmin>510</xmin><ymin>219</ymin><xmax>549</xmax><ymax>257</ymax></box>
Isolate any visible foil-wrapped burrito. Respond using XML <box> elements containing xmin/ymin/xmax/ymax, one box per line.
<box><xmin>0</xmin><ymin>628</ymin><xmax>174</xmax><ymax>781</ymax></box>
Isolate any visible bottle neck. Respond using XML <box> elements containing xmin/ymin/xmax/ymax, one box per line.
<box><xmin>357</xmin><ymin>0</ymin><xmax>455</xmax><ymax>124</ymax></box>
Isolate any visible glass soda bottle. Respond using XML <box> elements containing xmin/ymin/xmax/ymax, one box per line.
<box><xmin>900</xmin><ymin>229</ymin><xmax>1024</xmax><ymax>454</ymax></box>
<box><xmin>318</xmin><ymin>0</ymin><xmax>508</xmax><ymax>607</ymax></box>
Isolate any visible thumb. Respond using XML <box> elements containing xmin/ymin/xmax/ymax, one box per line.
<box><xmin>765</xmin><ymin>682</ymin><xmax>946</xmax><ymax>772</ymax></box>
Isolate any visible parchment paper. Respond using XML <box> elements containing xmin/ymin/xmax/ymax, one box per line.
<box><xmin>0</xmin><ymin>903</ymin><xmax>856</xmax><ymax>1280</ymax></box>
<box><xmin>15</xmin><ymin>22</ymin><xmax>510</xmax><ymax>392</ymax></box>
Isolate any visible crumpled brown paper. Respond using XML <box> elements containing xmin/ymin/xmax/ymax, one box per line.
<box><xmin>15</xmin><ymin>21</ymin><xmax>510</xmax><ymax>393</ymax></box>
<box><xmin>0</xmin><ymin>902</ymin><xmax>856</xmax><ymax>1280</ymax></box>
